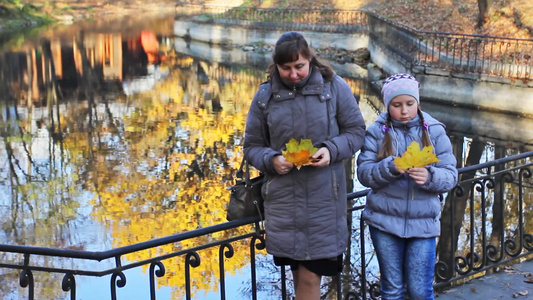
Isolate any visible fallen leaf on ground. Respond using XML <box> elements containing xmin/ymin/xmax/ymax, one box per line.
<box><xmin>503</xmin><ymin>266</ymin><xmax>518</xmax><ymax>274</ymax></box>
<box><xmin>513</xmin><ymin>290</ymin><xmax>529</xmax><ymax>297</ymax></box>
<box><xmin>524</xmin><ymin>272</ymin><xmax>533</xmax><ymax>283</ymax></box>
<box><xmin>441</xmin><ymin>288</ymin><xmax>458</xmax><ymax>294</ymax></box>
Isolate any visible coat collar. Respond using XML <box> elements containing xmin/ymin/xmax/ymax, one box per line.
<box><xmin>270</xmin><ymin>66</ymin><xmax>325</xmax><ymax>101</ymax></box>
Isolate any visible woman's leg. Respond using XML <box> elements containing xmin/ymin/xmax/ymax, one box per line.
<box><xmin>292</xmin><ymin>269</ymin><xmax>299</xmax><ymax>291</ymax></box>
<box><xmin>369</xmin><ymin>226</ymin><xmax>406</xmax><ymax>300</ymax></box>
<box><xmin>294</xmin><ymin>265</ymin><xmax>321</xmax><ymax>300</ymax></box>
<box><xmin>405</xmin><ymin>237</ymin><xmax>436</xmax><ymax>300</ymax></box>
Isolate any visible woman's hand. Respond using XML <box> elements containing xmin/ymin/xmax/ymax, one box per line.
<box><xmin>311</xmin><ymin>147</ymin><xmax>330</xmax><ymax>168</ymax></box>
<box><xmin>407</xmin><ymin>167</ymin><xmax>429</xmax><ymax>185</ymax></box>
<box><xmin>273</xmin><ymin>155</ymin><xmax>293</xmax><ymax>175</ymax></box>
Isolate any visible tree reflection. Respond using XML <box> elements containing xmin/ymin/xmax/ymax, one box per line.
<box><xmin>26</xmin><ymin>33</ymin><xmax>270</xmax><ymax>297</ymax></box>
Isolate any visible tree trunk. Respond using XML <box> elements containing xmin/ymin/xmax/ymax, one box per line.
<box><xmin>477</xmin><ymin>0</ymin><xmax>493</xmax><ymax>27</ymax></box>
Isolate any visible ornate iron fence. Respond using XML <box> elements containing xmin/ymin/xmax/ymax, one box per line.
<box><xmin>366</xmin><ymin>12</ymin><xmax>533</xmax><ymax>80</ymax></box>
<box><xmin>0</xmin><ymin>151</ymin><xmax>531</xmax><ymax>299</ymax></box>
<box><xmin>175</xmin><ymin>4</ymin><xmax>368</xmax><ymax>33</ymax></box>
<box><xmin>174</xmin><ymin>4</ymin><xmax>533</xmax><ymax>80</ymax></box>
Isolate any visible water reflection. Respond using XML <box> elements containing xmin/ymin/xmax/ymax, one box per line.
<box><xmin>0</xmin><ymin>22</ymin><xmax>267</xmax><ymax>298</ymax></box>
<box><xmin>0</xmin><ymin>15</ymin><xmax>531</xmax><ymax>299</ymax></box>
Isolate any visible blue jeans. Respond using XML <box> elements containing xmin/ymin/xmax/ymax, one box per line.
<box><xmin>369</xmin><ymin>226</ymin><xmax>436</xmax><ymax>300</ymax></box>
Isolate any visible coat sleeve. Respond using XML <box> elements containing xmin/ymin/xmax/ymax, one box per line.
<box><xmin>243</xmin><ymin>86</ymin><xmax>280</xmax><ymax>175</ymax></box>
<box><xmin>356</xmin><ymin>125</ymin><xmax>403</xmax><ymax>189</ymax></box>
<box><xmin>420</xmin><ymin>125</ymin><xmax>458</xmax><ymax>193</ymax></box>
<box><xmin>322</xmin><ymin>76</ymin><xmax>366</xmax><ymax>162</ymax></box>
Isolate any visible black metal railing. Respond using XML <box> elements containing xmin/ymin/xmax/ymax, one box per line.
<box><xmin>433</xmin><ymin>151</ymin><xmax>533</xmax><ymax>287</ymax></box>
<box><xmin>366</xmin><ymin>12</ymin><xmax>533</xmax><ymax>80</ymax></box>
<box><xmin>174</xmin><ymin>4</ymin><xmax>533</xmax><ymax>80</ymax></box>
<box><xmin>175</xmin><ymin>4</ymin><xmax>368</xmax><ymax>32</ymax></box>
<box><xmin>0</xmin><ymin>151</ymin><xmax>532</xmax><ymax>299</ymax></box>
<box><xmin>0</xmin><ymin>217</ymin><xmax>266</xmax><ymax>300</ymax></box>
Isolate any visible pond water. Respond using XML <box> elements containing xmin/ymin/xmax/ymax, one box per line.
<box><xmin>0</xmin><ymin>13</ymin><xmax>532</xmax><ymax>300</ymax></box>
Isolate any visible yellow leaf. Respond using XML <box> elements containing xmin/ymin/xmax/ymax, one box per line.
<box><xmin>394</xmin><ymin>141</ymin><xmax>440</xmax><ymax>170</ymax></box>
<box><xmin>282</xmin><ymin>138</ymin><xmax>318</xmax><ymax>170</ymax></box>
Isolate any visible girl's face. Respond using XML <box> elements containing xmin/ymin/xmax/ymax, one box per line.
<box><xmin>276</xmin><ymin>53</ymin><xmax>310</xmax><ymax>83</ymax></box>
<box><xmin>388</xmin><ymin>94</ymin><xmax>418</xmax><ymax>123</ymax></box>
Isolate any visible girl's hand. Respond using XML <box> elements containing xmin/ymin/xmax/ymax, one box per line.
<box><xmin>407</xmin><ymin>167</ymin><xmax>429</xmax><ymax>185</ymax></box>
<box><xmin>311</xmin><ymin>147</ymin><xmax>331</xmax><ymax>168</ymax></box>
<box><xmin>395</xmin><ymin>165</ymin><xmax>406</xmax><ymax>175</ymax></box>
<box><xmin>273</xmin><ymin>155</ymin><xmax>293</xmax><ymax>175</ymax></box>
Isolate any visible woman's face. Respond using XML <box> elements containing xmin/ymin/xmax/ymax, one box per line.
<box><xmin>276</xmin><ymin>53</ymin><xmax>310</xmax><ymax>83</ymax></box>
<box><xmin>388</xmin><ymin>94</ymin><xmax>419</xmax><ymax>123</ymax></box>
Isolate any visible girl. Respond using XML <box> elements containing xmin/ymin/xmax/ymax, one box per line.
<box><xmin>243</xmin><ymin>32</ymin><xmax>366</xmax><ymax>299</ymax></box>
<box><xmin>357</xmin><ymin>73</ymin><xmax>458</xmax><ymax>300</ymax></box>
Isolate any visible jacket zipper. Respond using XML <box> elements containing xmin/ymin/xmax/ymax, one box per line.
<box><xmin>403</xmin><ymin>126</ymin><xmax>410</xmax><ymax>238</ymax></box>
<box><xmin>332</xmin><ymin>170</ymin><xmax>338</xmax><ymax>201</ymax></box>
<box><xmin>404</xmin><ymin>178</ymin><xmax>411</xmax><ymax>237</ymax></box>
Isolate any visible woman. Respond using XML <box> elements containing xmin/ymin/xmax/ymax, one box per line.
<box><xmin>243</xmin><ymin>31</ymin><xmax>366</xmax><ymax>299</ymax></box>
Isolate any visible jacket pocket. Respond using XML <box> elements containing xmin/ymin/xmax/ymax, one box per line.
<box><xmin>262</xmin><ymin>175</ymin><xmax>279</xmax><ymax>202</ymax></box>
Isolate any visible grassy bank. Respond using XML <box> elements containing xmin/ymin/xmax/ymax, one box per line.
<box><xmin>0</xmin><ymin>0</ymin><xmax>54</xmax><ymax>31</ymax></box>
<box><xmin>0</xmin><ymin>0</ymin><xmax>177</xmax><ymax>33</ymax></box>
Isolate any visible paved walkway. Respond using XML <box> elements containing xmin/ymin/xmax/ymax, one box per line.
<box><xmin>436</xmin><ymin>259</ymin><xmax>533</xmax><ymax>299</ymax></box>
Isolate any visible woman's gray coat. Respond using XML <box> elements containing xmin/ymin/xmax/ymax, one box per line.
<box><xmin>357</xmin><ymin>112</ymin><xmax>458</xmax><ymax>238</ymax></box>
<box><xmin>243</xmin><ymin>67</ymin><xmax>366</xmax><ymax>260</ymax></box>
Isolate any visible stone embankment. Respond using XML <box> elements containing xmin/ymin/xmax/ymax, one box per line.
<box><xmin>236</xmin><ymin>43</ymin><xmax>371</xmax><ymax>66</ymax></box>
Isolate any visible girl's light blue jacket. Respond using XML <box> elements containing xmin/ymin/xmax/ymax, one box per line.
<box><xmin>357</xmin><ymin>111</ymin><xmax>458</xmax><ymax>238</ymax></box>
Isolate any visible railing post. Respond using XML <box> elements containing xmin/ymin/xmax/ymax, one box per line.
<box><xmin>19</xmin><ymin>254</ymin><xmax>34</xmax><ymax>300</ymax></box>
<box><xmin>281</xmin><ymin>265</ymin><xmax>287</xmax><ymax>300</ymax></box>
<box><xmin>61</xmin><ymin>273</ymin><xmax>76</xmax><ymax>300</ymax></box>
<box><xmin>250</xmin><ymin>234</ymin><xmax>265</xmax><ymax>300</ymax></box>
<box><xmin>185</xmin><ymin>251</ymin><xmax>201</xmax><ymax>300</ymax></box>
<box><xmin>149</xmin><ymin>261</ymin><xmax>166</xmax><ymax>300</ymax></box>
<box><xmin>218</xmin><ymin>243</ymin><xmax>234</xmax><ymax>300</ymax></box>
<box><xmin>360</xmin><ymin>216</ymin><xmax>367</xmax><ymax>299</ymax></box>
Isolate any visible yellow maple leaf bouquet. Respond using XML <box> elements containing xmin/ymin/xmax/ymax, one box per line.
<box><xmin>394</xmin><ymin>141</ymin><xmax>440</xmax><ymax>170</ymax></box>
<box><xmin>282</xmin><ymin>138</ymin><xmax>319</xmax><ymax>170</ymax></box>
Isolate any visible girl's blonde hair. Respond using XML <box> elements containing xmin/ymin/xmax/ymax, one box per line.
<box><xmin>377</xmin><ymin>108</ymin><xmax>432</xmax><ymax>161</ymax></box>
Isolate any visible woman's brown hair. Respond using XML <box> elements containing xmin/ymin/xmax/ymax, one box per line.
<box><xmin>266</xmin><ymin>31</ymin><xmax>334</xmax><ymax>82</ymax></box>
<box><xmin>377</xmin><ymin>108</ymin><xmax>432</xmax><ymax>161</ymax></box>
